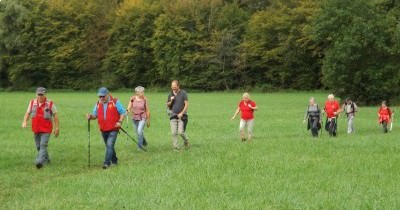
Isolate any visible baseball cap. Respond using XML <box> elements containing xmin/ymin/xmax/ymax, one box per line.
<box><xmin>36</xmin><ymin>87</ymin><xmax>47</xmax><ymax>95</ymax></box>
<box><xmin>97</xmin><ymin>87</ymin><xmax>109</xmax><ymax>96</ymax></box>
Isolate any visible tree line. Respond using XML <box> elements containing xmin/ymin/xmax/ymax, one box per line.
<box><xmin>0</xmin><ymin>0</ymin><xmax>399</xmax><ymax>104</ymax></box>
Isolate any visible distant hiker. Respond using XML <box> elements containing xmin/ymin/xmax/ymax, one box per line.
<box><xmin>378</xmin><ymin>101</ymin><xmax>392</xmax><ymax>133</ymax></box>
<box><xmin>86</xmin><ymin>87</ymin><xmax>126</xmax><ymax>169</ymax></box>
<box><xmin>127</xmin><ymin>86</ymin><xmax>150</xmax><ymax>150</ymax></box>
<box><xmin>231</xmin><ymin>92</ymin><xmax>258</xmax><ymax>142</ymax></box>
<box><xmin>323</xmin><ymin>94</ymin><xmax>341</xmax><ymax>137</ymax></box>
<box><xmin>22</xmin><ymin>87</ymin><xmax>59</xmax><ymax>169</ymax></box>
<box><xmin>167</xmin><ymin>80</ymin><xmax>189</xmax><ymax>150</ymax></box>
<box><xmin>303</xmin><ymin>97</ymin><xmax>321</xmax><ymax>137</ymax></box>
<box><xmin>342</xmin><ymin>98</ymin><xmax>358</xmax><ymax>134</ymax></box>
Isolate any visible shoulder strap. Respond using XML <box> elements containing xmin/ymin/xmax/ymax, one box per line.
<box><xmin>47</xmin><ymin>99</ymin><xmax>53</xmax><ymax>109</ymax></box>
<box><xmin>29</xmin><ymin>99</ymin><xmax>35</xmax><ymax>112</ymax></box>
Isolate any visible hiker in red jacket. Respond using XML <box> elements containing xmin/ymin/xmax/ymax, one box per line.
<box><xmin>378</xmin><ymin>101</ymin><xmax>392</xmax><ymax>133</ymax></box>
<box><xmin>22</xmin><ymin>87</ymin><xmax>59</xmax><ymax>169</ymax></box>
<box><xmin>87</xmin><ymin>87</ymin><xmax>126</xmax><ymax>169</ymax></box>
<box><xmin>323</xmin><ymin>94</ymin><xmax>341</xmax><ymax>137</ymax></box>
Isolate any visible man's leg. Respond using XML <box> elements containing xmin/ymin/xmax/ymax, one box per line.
<box><xmin>383</xmin><ymin>122</ymin><xmax>388</xmax><ymax>133</ymax></box>
<box><xmin>170</xmin><ymin>119</ymin><xmax>179</xmax><ymax>149</ymax></box>
<box><xmin>177</xmin><ymin>119</ymin><xmax>189</xmax><ymax>146</ymax></box>
<box><xmin>183</xmin><ymin>115</ymin><xmax>188</xmax><ymax>132</ymax></box>
<box><xmin>332</xmin><ymin>118</ymin><xmax>337</xmax><ymax>137</ymax></box>
<box><xmin>34</xmin><ymin>134</ymin><xmax>40</xmax><ymax>161</ymax></box>
<box><xmin>102</xmin><ymin>132</ymin><xmax>111</xmax><ymax>167</ymax></box>
<box><xmin>35</xmin><ymin>133</ymin><xmax>50</xmax><ymax>168</ymax></box>
<box><xmin>325</xmin><ymin>119</ymin><xmax>330</xmax><ymax>132</ymax></box>
<box><xmin>109</xmin><ymin>131</ymin><xmax>118</xmax><ymax>164</ymax></box>
<box><xmin>239</xmin><ymin>119</ymin><xmax>246</xmax><ymax>141</ymax></box>
<box><xmin>347</xmin><ymin>116</ymin><xmax>354</xmax><ymax>134</ymax></box>
<box><xmin>328</xmin><ymin>119</ymin><xmax>334</xmax><ymax>136</ymax></box>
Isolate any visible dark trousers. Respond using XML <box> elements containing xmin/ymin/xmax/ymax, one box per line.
<box><xmin>382</xmin><ymin>121</ymin><xmax>388</xmax><ymax>133</ymax></box>
<box><xmin>309</xmin><ymin>118</ymin><xmax>320</xmax><ymax>137</ymax></box>
<box><xmin>183</xmin><ymin>115</ymin><xmax>188</xmax><ymax>132</ymax></box>
<box><xmin>325</xmin><ymin>118</ymin><xmax>337</xmax><ymax>137</ymax></box>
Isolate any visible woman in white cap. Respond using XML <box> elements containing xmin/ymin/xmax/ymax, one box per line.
<box><xmin>127</xmin><ymin>86</ymin><xmax>150</xmax><ymax>150</ymax></box>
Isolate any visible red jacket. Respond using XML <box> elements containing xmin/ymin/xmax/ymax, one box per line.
<box><xmin>378</xmin><ymin>107</ymin><xmax>392</xmax><ymax>123</ymax></box>
<box><xmin>324</xmin><ymin>100</ymin><xmax>340</xmax><ymax>118</ymax></box>
<box><xmin>97</xmin><ymin>96</ymin><xmax>120</xmax><ymax>132</ymax></box>
<box><xmin>30</xmin><ymin>98</ymin><xmax>53</xmax><ymax>133</ymax></box>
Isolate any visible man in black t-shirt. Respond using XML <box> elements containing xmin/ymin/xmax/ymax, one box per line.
<box><xmin>167</xmin><ymin>80</ymin><xmax>189</xmax><ymax>149</ymax></box>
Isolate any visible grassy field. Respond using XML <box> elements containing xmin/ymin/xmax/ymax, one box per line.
<box><xmin>1</xmin><ymin>91</ymin><xmax>399</xmax><ymax>209</ymax></box>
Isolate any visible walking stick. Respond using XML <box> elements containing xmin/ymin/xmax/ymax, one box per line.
<box><xmin>120</xmin><ymin>127</ymin><xmax>147</xmax><ymax>152</ymax></box>
<box><xmin>126</xmin><ymin>116</ymin><xmax>129</xmax><ymax>142</ymax></box>
<box><xmin>87</xmin><ymin>119</ymin><xmax>91</xmax><ymax>167</ymax></box>
<box><xmin>390</xmin><ymin>113</ymin><xmax>394</xmax><ymax>132</ymax></box>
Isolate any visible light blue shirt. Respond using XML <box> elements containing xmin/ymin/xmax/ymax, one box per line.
<box><xmin>92</xmin><ymin>96</ymin><xmax>126</xmax><ymax>119</ymax></box>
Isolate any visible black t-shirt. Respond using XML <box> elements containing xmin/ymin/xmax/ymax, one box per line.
<box><xmin>167</xmin><ymin>90</ymin><xmax>188</xmax><ymax>115</ymax></box>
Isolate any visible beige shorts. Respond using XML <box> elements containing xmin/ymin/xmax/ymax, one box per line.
<box><xmin>239</xmin><ymin>119</ymin><xmax>254</xmax><ymax>135</ymax></box>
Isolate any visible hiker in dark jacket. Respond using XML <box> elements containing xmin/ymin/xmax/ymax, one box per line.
<box><xmin>303</xmin><ymin>97</ymin><xmax>321</xmax><ymax>137</ymax></box>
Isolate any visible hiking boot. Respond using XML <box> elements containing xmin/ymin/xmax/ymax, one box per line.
<box><xmin>184</xmin><ymin>141</ymin><xmax>190</xmax><ymax>149</ymax></box>
<box><xmin>35</xmin><ymin>163</ymin><xmax>43</xmax><ymax>169</ymax></box>
<box><xmin>102</xmin><ymin>164</ymin><xmax>110</xmax><ymax>169</ymax></box>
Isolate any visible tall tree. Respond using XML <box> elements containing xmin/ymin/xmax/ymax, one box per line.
<box><xmin>242</xmin><ymin>0</ymin><xmax>321</xmax><ymax>90</ymax></box>
<box><xmin>313</xmin><ymin>0</ymin><xmax>400</xmax><ymax>104</ymax></box>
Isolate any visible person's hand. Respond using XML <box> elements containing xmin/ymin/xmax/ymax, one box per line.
<box><xmin>170</xmin><ymin>96</ymin><xmax>175</xmax><ymax>101</ymax></box>
<box><xmin>115</xmin><ymin>121</ymin><xmax>122</xmax><ymax>128</ymax></box>
<box><xmin>146</xmin><ymin>121</ymin><xmax>150</xmax><ymax>128</ymax></box>
<box><xmin>86</xmin><ymin>113</ymin><xmax>92</xmax><ymax>120</ymax></box>
<box><xmin>22</xmin><ymin>121</ymin><xmax>27</xmax><ymax>128</ymax></box>
<box><xmin>54</xmin><ymin>128</ymin><xmax>59</xmax><ymax>137</ymax></box>
<box><xmin>248</xmin><ymin>104</ymin><xmax>253</xmax><ymax>109</ymax></box>
<box><xmin>178</xmin><ymin>113</ymin><xmax>183</xmax><ymax>119</ymax></box>
<box><xmin>231</xmin><ymin>116</ymin><xmax>235</xmax><ymax>120</ymax></box>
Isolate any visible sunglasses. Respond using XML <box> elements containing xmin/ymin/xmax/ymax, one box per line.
<box><xmin>99</xmin><ymin>96</ymin><xmax>106</xmax><ymax>98</ymax></box>
<box><xmin>37</xmin><ymin>94</ymin><xmax>44</xmax><ymax>96</ymax></box>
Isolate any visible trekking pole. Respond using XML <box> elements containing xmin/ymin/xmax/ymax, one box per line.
<box><xmin>119</xmin><ymin>127</ymin><xmax>147</xmax><ymax>152</ymax></box>
<box><xmin>126</xmin><ymin>115</ymin><xmax>129</xmax><ymax>142</ymax></box>
<box><xmin>87</xmin><ymin>119</ymin><xmax>91</xmax><ymax>168</ymax></box>
<box><xmin>320</xmin><ymin>119</ymin><xmax>323</xmax><ymax>137</ymax></box>
<box><xmin>390</xmin><ymin>113</ymin><xmax>395</xmax><ymax>132</ymax></box>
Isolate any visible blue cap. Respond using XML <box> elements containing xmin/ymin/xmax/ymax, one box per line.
<box><xmin>97</xmin><ymin>87</ymin><xmax>109</xmax><ymax>96</ymax></box>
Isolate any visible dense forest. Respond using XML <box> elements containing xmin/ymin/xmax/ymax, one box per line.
<box><xmin>0</xmin><ymin>0</ymin><xmax>399</xmax><ymax>104</ymax></box>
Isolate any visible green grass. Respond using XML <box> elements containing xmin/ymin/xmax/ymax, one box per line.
<box><xmin>1</xmin><ymin>91</ymin><xmax>399</xmax><ymax>209</ymax></box>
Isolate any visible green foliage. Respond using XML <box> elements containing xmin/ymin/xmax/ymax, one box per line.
<box><xmin>313</xmin><ymin>0</ymin><xmax>400</xmax><ymax>104</ymax></box>
<box><xmin>242</xmin><ymin>0</ymin><xmax>322</xmax><ymax>90</ymax></box>
<box><xmin>103</xmin><ymin>3</ymin><xmax>159</xmax><ymax>88</ymax></box>
<box><xmin>1</xmin><ymin>0</ymin><xmax>400</xmax><ymax>103</ymax></box>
